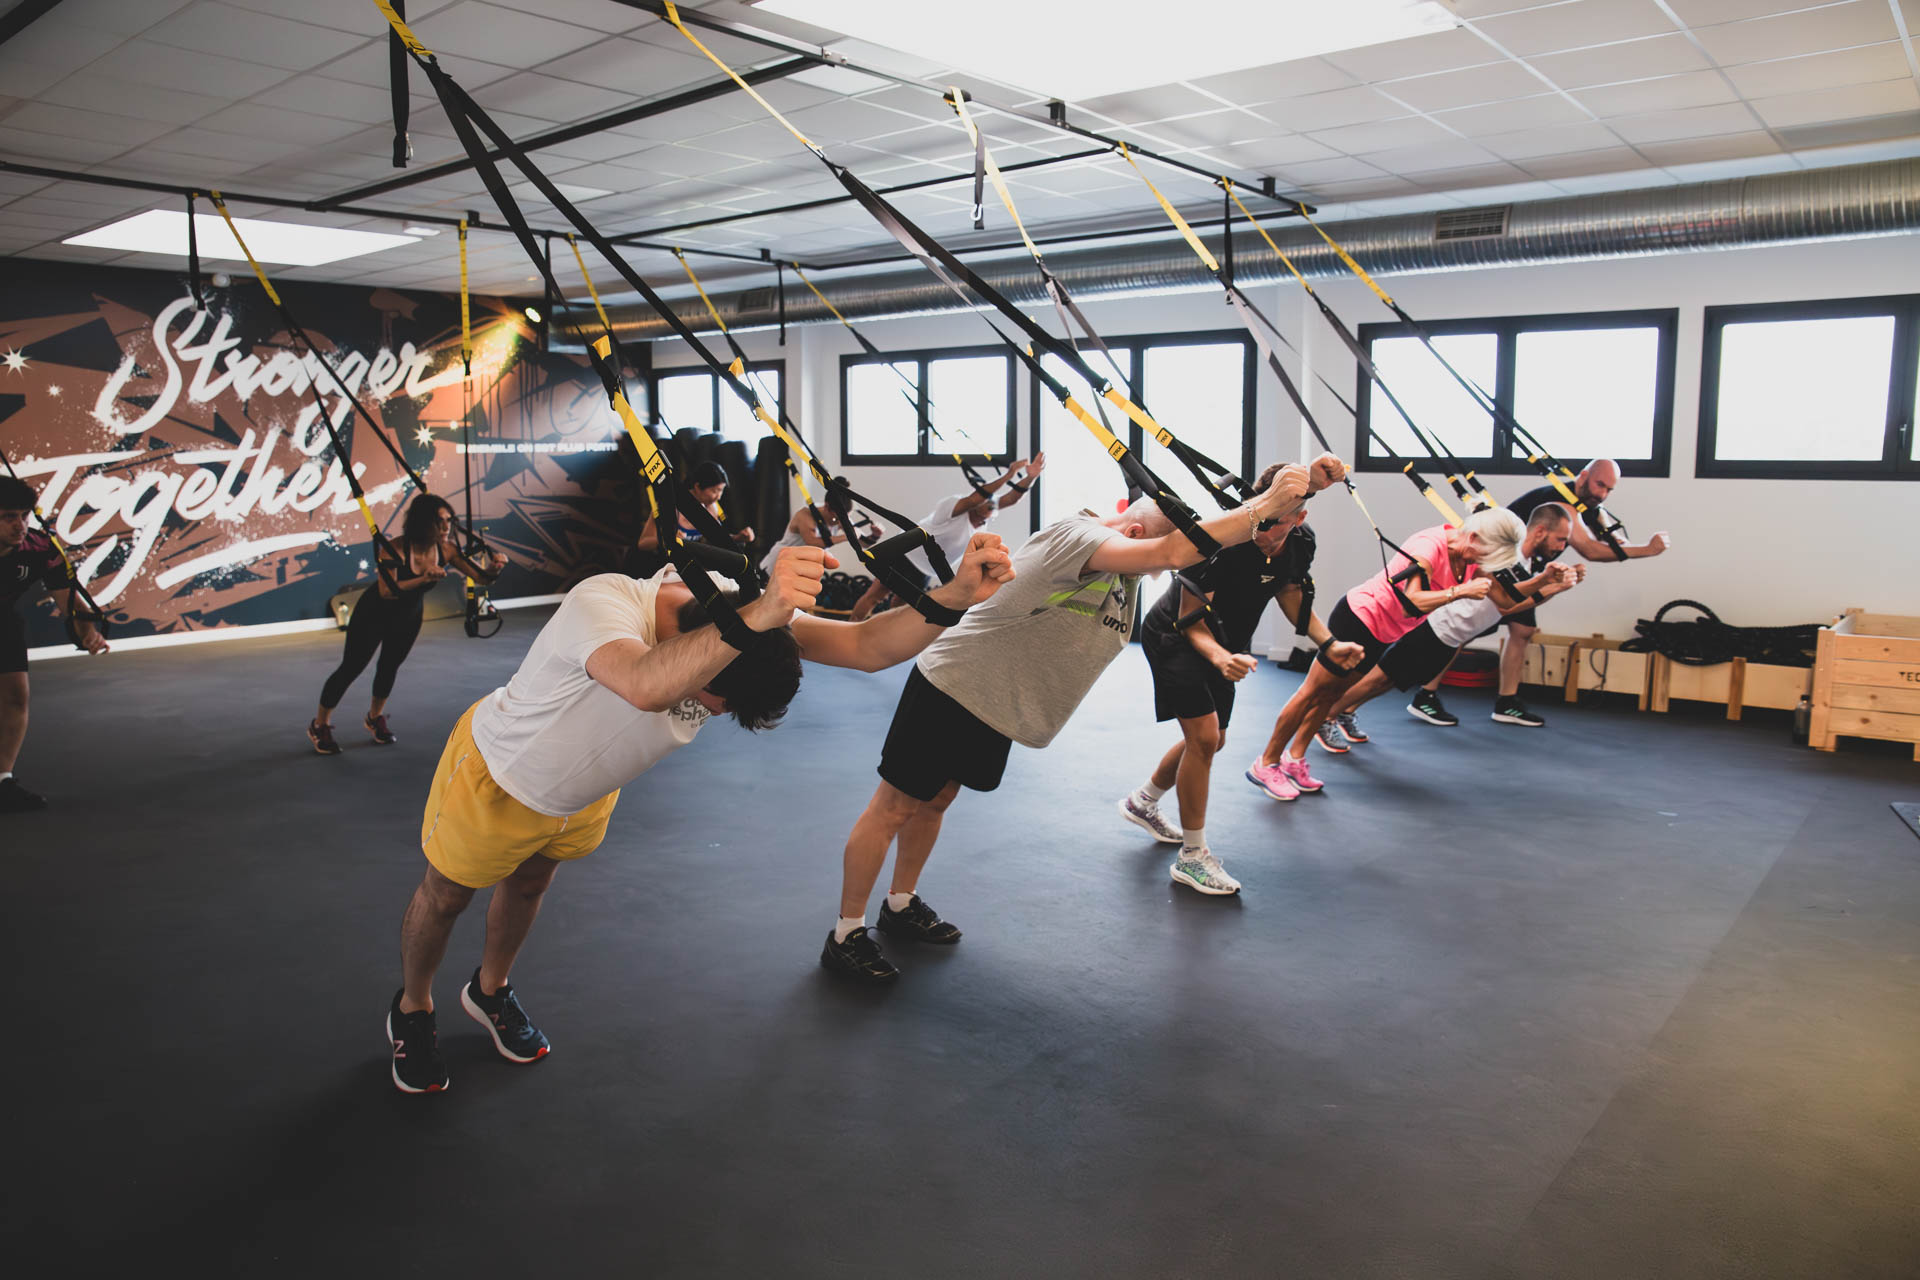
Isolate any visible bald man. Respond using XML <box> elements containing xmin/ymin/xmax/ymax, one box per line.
<box><xmin>1410</xmin><ymin>458</ymin><xmax>1669</xmax><ymax>729</ymax></box>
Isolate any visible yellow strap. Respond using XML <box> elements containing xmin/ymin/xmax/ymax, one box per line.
<box><xmin>1100</xmin><ymin>388</ymin><xmax>1176</xmax><ymax>450</ymax></box>
<box><xmin>1062</xmin><ymin>394</ymin><xmax>1130</xmax><ymax>461</ymax></box>
<box><xmin>591</xmin><ymin>335</ymin><xmax>669</xmax><ymax>520</ymax></box>
<box><xmin>1117</xmin><ymin>143</ymin><xmax>1220</xmax><ymax>276</ymax></box>
<box><xmin>662</xmin><ymin>2</ymin><xmax>820</xmax><ymax>155</ymax></box>
<box><xmin>457</xmin><ymin>220</ymin><xmax>472</xmax><ymax>374</ymax></box>
<box><xmin>1223</xmin><ymin>182</ymin><xmax>1316</xmax><ymax>293</ymax></box>
<box><xmin>565</xmin><ymin>235</ymin><xmax>614</xmax><ymax>334</ymax></box>
<box><xmin>674</xmin><ymin>248</ymin><xmax>734</xmax><ymax>336</ymax></box>
<box><xmin>949</xmin><ymin>92</ymin><xmax>1049</xmax><ymax>268</ymax></box>
<box><xmin>372</xmin><ymin>0</ymin><xmax>433</xmax><ymax>59</ymax></box>
<box><xmin>1404</xmin><ymin>463</ymin><xmax>1462</xmax><ymax>524</ymax></box>
<box><xmin>1299</xmin><ymin>207</ymin><xmax>1395</xmax><ymax>308</ymax></box>
<box><xmin>792</xmin><ymin>265</ymin><xmax>854</xmax><ymax>328</ymax></box>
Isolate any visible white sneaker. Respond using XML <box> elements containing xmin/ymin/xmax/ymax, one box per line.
<box><xmin>1170</xmin><ymin>848</ymin><xmax>1241</xmax><ymax>896</ymax></box>
<box><xmin>1119</xmin><ymin>794</ymin><xmax>1182</xmax><ymax>844</ymax></box>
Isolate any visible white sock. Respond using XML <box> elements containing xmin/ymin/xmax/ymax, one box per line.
<box><xmin>834</xmin><ymin>916</ymin><xmax>865</xmax><ymax>943</ymax></box>
<box><xmin>1138</xmin><ymin>779</ymin><xmax>1167</xmax><ymax>804</ymax></box>
<box><xmin>0</xmin><ymin>772</ymin><xmax>11</xmax><ymax>783</ymax></box>
<box><xmin>885</xmin><ymin>890</ymin><xmax>915</xmax><ymax>912</ymax></box>
<box><xmin>1182</xmin><ymin>828</ymin><xmax>1206</xmax><ymax>853</ymax></box>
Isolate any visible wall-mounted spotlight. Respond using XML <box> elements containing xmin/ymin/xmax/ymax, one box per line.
<box><xmin>523</xmin><ymin>305</ymin><xmax>542</xmax><ymax>323</ymax></box>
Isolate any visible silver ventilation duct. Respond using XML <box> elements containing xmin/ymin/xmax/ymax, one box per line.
<box><xmin>566</xmin><ymin>156</ymin><xmax>1920</xmax><ymax>343</ymax></box>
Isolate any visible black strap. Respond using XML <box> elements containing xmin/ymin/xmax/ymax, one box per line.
<box><xmin>0</xmin><ymin>444</ymin><xmax>111</xmax><ymax>647</ymax></box>
<box><xmin>388</xmin><ymin>0</ymin><xmax>411</xmax><ymax>168</ymax></box>
<box><xmin>186</xmin><ymin>192</ymin><xmax>203</xmax><ymax>309</ymax></box>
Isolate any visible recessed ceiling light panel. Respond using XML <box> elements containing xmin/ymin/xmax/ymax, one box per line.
<box><xmin>63</xmin><ymin>210</ymin><xmax>420</xmax><ymax>267</ymax></box>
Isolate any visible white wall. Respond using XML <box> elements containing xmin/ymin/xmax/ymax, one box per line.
<box><xmin>652</xmin><ymin>234</ymin><xmax>1920</xmax><ymax>651</ymax></box>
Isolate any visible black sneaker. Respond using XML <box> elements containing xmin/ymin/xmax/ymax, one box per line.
<box><xmin>820</xmin><ymin>926</ymin><xmax>899</xmax><ymax>981</ymax></box>
<box><xmin>877</xmin><ymin>894</ymin><xmax>962</xmax><ymax>944</ymax></box>
<box><xmin>366</xmin><ymin>713</ymin><xmax>397</xmax><ymax>746</ymax></box>
<box><xmin>1406</xmin><ymin>688</ymin><xmax>1458</xmax><ymax>727</ymax></box>
<box><xmin>1491</xmin><ymin>697</ymin><xmax>1545</xmax><ymax>727</ymax></box>
<box><xmin>308</xmin><ymin>719</ymin><xmax>342</xmax><ymax>755</ymax></box>
<box><xmin>460</xmin><ymin>969</ymin><xmax>550</xmax><ymax>1063</ymax></box>
<box><xmin>0</xmin><ymin>776</ymin><xmax>49</xmax><ymax>813</ymax></box>
<box><xmin>387</xmin><ymin>991</ymin><xmax>449</xmax><ymax>1094</ymax></box>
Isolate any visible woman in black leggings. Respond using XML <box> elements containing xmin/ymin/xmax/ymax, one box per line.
<box><xmin>307</xmin><ymin>495</ymin><xmax>505</xmax><ymax>755</ymax></box>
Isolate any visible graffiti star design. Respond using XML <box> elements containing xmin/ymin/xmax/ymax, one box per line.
<box><xmin>1</xmin><ymin>348</ymin><xmax>30</xmax><ymax>373</ymax></box>
<box><xmin>414</xmin><ymin>425</ymin><xmax>435</xmax><ymax>446</ymax></box>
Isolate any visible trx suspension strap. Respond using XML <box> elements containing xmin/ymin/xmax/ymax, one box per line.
<box><xmin>208</xmin><ymin>192</ymin><xmax>413</xmax><ymax>597</ymax></box>
<box><xmin>791</xmin><ymin>263</ymin><xmax>1001</xmax><ymax>501</ymax></box>
<box><xmin>456</xmin><ymin>219</ymin><xmax>502</xmax><ymax>638</ymax></box>
<box><xmin>0</xmin><ymin>445</ymin><xmax>110</xmax><ymax>648</ymax></box>
<box><xmin>948</xmin><ymin>95</ymin><xmax>1252</xmax><ymax>512</ymax></box>
<box><xmin>1293</xmin><ymin>206</ymin><xmax>1631</xmax><ymax>560</ymax></box>
<box><xmin>657</xmin><ymin>1</ymin><xmax>1222</xmax><ymax>559</ymax></box>
<box><xmin>378</xmin><ymin>2</ymin><xmax>964</xmax><ymax>630</ymax></box>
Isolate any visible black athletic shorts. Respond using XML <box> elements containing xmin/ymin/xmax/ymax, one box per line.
<box><xmin>1377</xmin><ymin>620</ymin><xmax>1459</xmax><ymax>691</ymax></box>
<box><xmin>1504</xmin><ymin>606</ymin><xmax>1538</xmax><ymax>629</ymax></box>
<box><xmin>878</xmin><ymin>666</ymin><xmax>1013</xmax><ymax>802</ymax></box>
<box><xmin>1141</xmin><ymin>621</ymin><xmax>1237</xmax><ymax>728</ymax></box>
<box><xmin>1</xmin><ymin>609</ymin><xmax>27</xmax><ymax>675</ymax></box>
<box><xmin>1317</xmin><ymin>597</ymin><xmax>1391</xmax><ymax>678</ymax></box>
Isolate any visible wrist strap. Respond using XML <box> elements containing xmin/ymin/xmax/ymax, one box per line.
<box><xmin>1006</xmin><ymin>480</ymin><xmax>1030</xmax><ymax>494</ymax></box>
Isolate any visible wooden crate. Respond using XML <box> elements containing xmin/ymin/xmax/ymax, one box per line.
<box><xmin>1810</xmin><ymin>609</ymin><xmax>1920</xmax><ymax>762</ymax></box>
<box><xmin>1518</xmin><ymin>633</ymin><xmax>1808</xmax><ymax>719</ymax></box>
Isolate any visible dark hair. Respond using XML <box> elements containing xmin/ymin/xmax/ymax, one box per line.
<box><xmin>1255</xmin><ymin>461</ymin><xmax>1285</xmax><ymax>491</ymax></box>
<box><xmin>675</xmin><ymin>594</ymin><xmax>803</xmax><ymax>731</ymax></box>
<box><xmin>1527</xmin><ymin>503</ymin><xmax>1573</xmax><ymax>530</ymax></box>
<box><xmin>688</xmin><ymin>461</ymin><xmax>728</xmax><ymax>490</ymax></box>
<box><xmin>401</xmin><ymin>494</ymin><xmax>453</xmax><ymax>550</ymax></box>
<box><xmin>0</xmin><ymin>476</ymin><xmax>39</xmax><ymax>512</ymax></box>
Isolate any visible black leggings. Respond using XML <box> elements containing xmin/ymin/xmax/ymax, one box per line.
<box><xmin>319</xmin><ymin>589</ymin><xmax>424</xmax><ymax>709</ymax></box>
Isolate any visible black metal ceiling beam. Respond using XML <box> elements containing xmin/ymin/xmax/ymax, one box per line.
<box><xmin>0</xmin><ymin>0</ymin><xmax>65</xmax><ymax>50</ymax></box>
<box><xmin>314</xmin><ymin>54</ymin><xmax>819</xmax><ymax>208</ymax></box>
<box><xmin>802</xmin><ymin>212</ymin><xmax>1254</xmax><ymax>272</ymax></box>
<box><xmin>605</xmin><ymin>0</ymin><xmax>1313</xmax><ymax>215</ymax></box>
<box><xmin>609</xmin><ymin>146</ymin><xmax>1109</xmax><ymax>242</ymax></box>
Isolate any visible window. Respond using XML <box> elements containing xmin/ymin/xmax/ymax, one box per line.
<box><xmin>1033</xmin><ymin>331</ymin><xmax>1256</xmax><ymax>532</ymax></box>
<box><xmin>1698</xmin><ymin>295</ymin><xmax>1919</xmax><ymax>479</ymax></box>
<box><xmin>840</xmin><ymin>345</ymin><xmax>1016</xmax><ymax>464</ymax></box>
<box><xmin>1355</xmin><ymin>309</ymin><xmax>1676</xmax><ymax>479</ymax></box>
<box><xmin>649</xmin><ymin>362</ymin><xmax>785</xmax><ymax>446</ymax></box>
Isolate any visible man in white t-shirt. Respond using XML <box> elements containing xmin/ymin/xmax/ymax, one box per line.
<box><xmin>385</xmin><ymin>537</ymin><xmax>1014</xmax><ymax>1094</ymax></box>
<box><xmin>849</xmin><ymin>454</ymin><xmax>1045</xmax><ymax>621</ymax></box>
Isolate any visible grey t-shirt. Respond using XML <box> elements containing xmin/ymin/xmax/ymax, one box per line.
<box><xmin>916</xmin><ymin>513</ymin><xmax>1137</xmax><ymax>749</ymax></box>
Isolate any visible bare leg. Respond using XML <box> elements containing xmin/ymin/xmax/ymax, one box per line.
<box><xmin>1423</xmin><ymin>652</ymin><xmax>1459</xmax><ymax>694</ymax></box>
<box><xmin>0</xmin><ymin>673</ymin><xmax>28</xmax><ymax>774</ymax></box>
<box><xmin>1172</xmin><ymin>714</ymin><xmax>1222</xmax><ymax>831</ymax></box>
<box><xmin>849</xmin><ymin>580</ymin><xmax>892</xmax><ymax>623</ymax></box>
<box><xmin>399</xmin><ymin>865</ymin><xmax>477</xmax><ymax>1013</ymax></box>
<box><xmin>478</xmin><ymin>854</ymin><xmax>561</xmax><ymax>993</ymax></box>
<box><xmin>1149</xmin><ymin>740</ymin><xmax>1184</xmax><ymax>793</ymax></box>
<box><xmin>885</xmin><ymin>780</ymin><xmax>961</xmax><ymax>898</ymax></box>
<box><xmin>368</xmin><ymin>695</ymin><xmax>389</xmax><ymax>720</ymax></box>
<box><xmin>1329</xmin><ymin>667</ymin><xmax>1395</xmax><ymax>719</ymax></box>
<box><xmin>314</xmin><ymin>702</ymin><xmax>332</xmax><ymax>727</ymax></box>
<box><xmin>1259</xmin><ymin>665</ymin><xmax>1345</xmax><ymax>766</ymax></box>
<box><xmin>1499</xmin><ymin>622</ymin><xmax>1537</xmax><ymax>697</ymax></box>
<box><xmin>840</xmin><ymin>780</ymin><xmax>929</xmax><ymax>919</ymax></box>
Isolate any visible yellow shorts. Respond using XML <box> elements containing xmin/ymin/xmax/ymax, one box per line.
<box><xmin>420</xmin><ymin>700</ymin><xmax>621</xmax><ymax>889</ymax></box>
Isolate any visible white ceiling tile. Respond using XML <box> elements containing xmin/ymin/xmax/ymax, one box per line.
<box><xmin>0</xmin><ymin>126</ymin><xmax>132</xmax><ymax>165</ymax></box>
<box><xmin>784</xmin><ymin>97</ymin><xmax>929</xmax><ymax>147</ymax></box>
<box><xmin>1358</xmin><ymin>138</ymin><xmax>1506</xmax><ymax>174</ymax></box>
<box><xmin>647</xmin><ymin>144</ymin><xmax>760</xmax><ymax>179</ymax></box>
<box><xmin>409</xmin><ymin>1</ymin><xmax>607</xmax><ymax>67</ymax></box>
<box><xmin>1527</xmin><ymin>32</ymin><xmax>1711</xmax><ymax>88</ymax></box>
<box><xmin>1663</xmin><ymin>0</ymin><xmax>1824</xmax><ymax>23</ymax></box>
<box><xmin>1548</xmin><ymin>165</ymin><xmax>1676</xmax><ymax>193</ymax></box>
<box><xmin>536</xmin><ymin>131</ymin><xmax>661</xmax><ymax>164</ymax></box>
<box><xmin>1480</xmin><ymin>120</ymin><xmax>1633</xmax><ymax>158</ymax></box>
<box><xmin>1636</xmin><ymin>130</ymin><xmax>1785</xmax><ymax>166</ymax></box>
<box><xmin>535</xmin><ymin>38</ymin><xmax>716</xmax><ymax>97</ymax></box>
<box><xmin>1191</xmin><ymin>57</ymin><xmax>1358</xmax><ymax>104</ymax></box>
<box><xmin>1323</xmin><ymin>25</ymin><xmax>1507</xmax><ymax>81</ymax></box>
<box><xmin>1773</xmin><ymin>111</ymin><xmax>1920</xmax><ymax>150</ymax></box>
<box><xmin>83</xmin><ymin>38</ymin><xmax>292</xmax><ymax>97</ymax></box>
<box><xmin>1211</xmin><ymin>135</ymin><xmax>1343</xmax><ymax>170</ymax></box>
<box><xmin>493</xmin><ymin>0</ymin><xmax>648</xmax><ymax>34</ymax></box>
<box><xmin>1750</xmin><ymin>79</ymin><xmax>1920</xmax><ymax>129</ymax></box>
<box><xmin>1575</xmin><ymin>69</ymin><xmax>1742</xmax><ymax>117</ymax></box>
<box><xmin>1075</xmin><ymin>84</ymin><xmax>1219</xmax><ymax>125</ymax></box>
<box><xmin>194</xmin><ymin>102</ymin><xmax>368</xmax><ymax>146</ymax></box>
<box><xmin>56</xmin><ymin>0</ymin><xmax>196</xmax><ymax>35</ymax></box>
<box><xmin>1691</xmin><ymin>1</ymin><xmax>1900</xmax><ymax>65</ymax></box>
<box><xmin>1407</xmin><ymin>160</ymin><xmax>1539</xmax><ymax>190</ymax></box>
<box><xmin>1268</xmin><ymin>156</ymin><xmax>1397</xmax><ymax>185</ymax></box>
<box><xmin>631</xmin><ymin>19</ymin><xmax>800</xmax><ymax>71</ymax></box>
<box><xmin>1659</xmin><ymin>153</ymin><xmax>1802</xmax><ymax>183</ymax></box>
<box><xmin>1306</xmin><ymin>116</ymin><xmax>1459</xmax><ymax>154</ymax></box>
<box><xmin>1435</xmin><ymin>93</ymin><xmax>1594</xmax><ymax>135</ymax></box>
<box><xmin>140</xmin><ymin>125</ymin><xmax>300</xmax><ymax>165</ymax></box>
<box><xmin>1143</xmin><ymin>111</ymin><xmax>1271</xmax><ymax>150</ymax></box>
<box><xmin>1609</xmin><ymin>101</ymin><xmax>1765</xmax><ymax>143</ymax></box>
<box><xmin>1520</xmin><ymin>146</ymin><xmax>1656</xmax><ymax>179</ymax></box>
<box><xmin>1301</xmin><ymin>174</ymin><xmax>1423</xmax><ymax>201</ymax></box>
<box><xmin>0</xmin><ymin>24</ymin><xmax>131</xmax><ymax>99</ymax></box>
<box><xmin>319</xmin><ymin>39</ymin><xmax>516</xmax><ymax>90</ymax></box>
<box><xmin>32</xmin><ymin>72</ymin><xmax>225</xmax><ymax>126</ymax></box>
<box><xmin>218</xmin><ymin>0</ymin><xmax>454</xmax><ymax>34</ymax></box>
<box><xmin>251</xmin><ymin>75</ymin><xmax>396</xmax><ymax>126</ymax></box>
<box><xmin>142</xmin><ymin>1</ymin><xmax>364</xmax><ymax>71</ymax></box>
<box><xmin>1724</xmin><ymin>42</ymin><xmax>1915</xmax><ymax>99</ymax></box>
<box><xmin>476</xmin><ymin>71</ymin><xmax>634</xmax><ymax>124</ymax></box>
<box><xmin>1470</xmin><ymin>0</ymin><xmax>1679</xmax><ymax>57</ymax></box>
<box><xmin>3</xmin><ymin>101</ymin><xmax>177</xmax><ymax>147</ymax></box>
<box><xmin>1378</xmin><ymin>60</ymin><xmax>1551</xmax><ymax>112</ymax></box>
<box><xmin>848</xmin><ymin>86</ymin><xmax>963</xmax><ymax>127</ymax></box>
<box><xmin>1255</xmin><ymin>85</ymin><xmax>1413</xmax><ymax>132</ymax></box>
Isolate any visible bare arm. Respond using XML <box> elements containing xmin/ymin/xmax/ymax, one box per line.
<box><xmin>61</xmin><ymin>586</ymin><xmax>109</xmax><ymax>654</ymax></box>
<box><xmin>1275</xmin><ymin>584</ymin><xmax>1331</xmax><ymax>646</ymax></box>
<box><xmin>793</xmin><ymin>533</ymin><xmax>1015</xmax><ymax>671</ymax></box>
<box><xmin>636</xmin><ymin>513</ymin><xmax>660</xmax><ymax>552</ymax></box>
<box><xmin>1568</xmin><ymin>522</ymin><xmax>1667</xmax><ymax>561</ymax></box>
<box><xmin>442</xmin><ymin>537</ymin><xmax>504</xmax><ymax>581</ymax></box>
<box><xmin>1401</xmin><ymin>566</ymin><xmax>1494</xmax><ymax>614</ymax></box>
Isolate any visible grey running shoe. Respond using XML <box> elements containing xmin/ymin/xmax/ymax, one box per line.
<box><xmin>1331</xmin><ymin>711</ymin><xmax>1368</xmax><ymax>744</ymax></box>
<box><xmin>1118</xmin><ymin>793</ymin><xmax>1182</xmax><ymax>844</ymax></box>
<box><xmin>1170</xmin><ymin>849</ymin><xmax>1241</xmax><ymax>896</ymax></box>
<box><xmin>1312</xmin><ymin>720</ymin><xmax>1350</xmax><ymax>754</ymax></box>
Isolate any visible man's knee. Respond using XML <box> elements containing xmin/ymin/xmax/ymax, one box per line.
<box><xmin>501</xmin><ymin>854</ymin><xmax>560</xmax><ymax>899</ymax></box>
<box><xmin>0</xmin><ymin>674</ymin><xmax>27</xmax><ymax>711</ymax></box>
<box><xmin>415</xmin><ymin>865</ymin><xmax>476</xmax><ymax>916</ymax></box>
<box><xmin>922</xmin><ymin>780</ymin><xmax>962</xmax><ymax>815</ymax></box>
<box><xmin>1506</xmin><ymin>622</ymin><xmax>1537</xmax><ymax>646</ymax></box>
<box><xmin>1179</xmin><ymin>718</ymin><xmax>1223</xmax><ymax>758</ymax></box>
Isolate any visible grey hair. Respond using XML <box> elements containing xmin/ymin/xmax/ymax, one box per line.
<box><xmin>1118</xmin><ymin>496</ymin><xmax>1175</xmax><ymax>538</ymax></box>
<box><xmin>1463</xmin><ymin>507</ymin><xmax>1526</xmax><ymax>571</ymax></box>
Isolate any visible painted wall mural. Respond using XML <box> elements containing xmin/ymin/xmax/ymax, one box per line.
<box><xmin>0</xmin><ymin>258</ymin><xmax>634</xmax><ymax>647</ymax></box>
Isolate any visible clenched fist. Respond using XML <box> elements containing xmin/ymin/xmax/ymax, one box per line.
<box><xmin>746</xmin><ymin>544</ymin><xmax>837</xmax><ymax>630</ymax></box>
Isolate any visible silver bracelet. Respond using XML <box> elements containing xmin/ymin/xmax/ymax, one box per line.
<box><xmin>1243</xmin><ymin>503</ymin><xmax>1259</xmax><ymax>537</ymax></box>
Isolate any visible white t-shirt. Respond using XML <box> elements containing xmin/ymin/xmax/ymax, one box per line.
<box><xmin>1425</xmin><ymin>594</ymin><xmax>1504</xmax><ymax>648</ymax></box>
<box><xmin>906</xmin><ymin>494</ymin><xmax>979</xmax><ymax>580</ymax></box>
<box><xmin>470</xmin><ymin>570</ymin><xmax>716</xmax><ymax>816</ymax></box>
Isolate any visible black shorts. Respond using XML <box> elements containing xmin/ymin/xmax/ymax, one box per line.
<box><xmin>878</xmin><ymin>666</ymin><xmax>1014</xmax><ymax>802</ymax></box>
<box><xmin>1504</xmin><ymin>606</ymin><xmax>1538</xmax><ymax>629</ymax></box>
<box><xmin>1317</xmin><ymin>597</ymin><xmax>1391</xmax><ymax>678</ymax></box>
<box><xmin>1</xmin><ymin>608</ymin><xmax>27</xmax><ymax>675</ymax></box>
<box><xmin>1141</xmin><ymin>621</ymin><xmax>1236</xmax><ymax>728</ymax></box>
<box><xmin>1377</xmin><ymin>620</ymin><xmax>1459</xmax><ymax>691</ymax></box>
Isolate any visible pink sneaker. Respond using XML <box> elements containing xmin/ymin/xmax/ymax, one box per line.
<box><xmin>1245</xmin><ymin>760</ymin><xmax>1299</xmax><ymax>801</ymax></box>
<box><xmin>1279</xmin><ymin>755</ymin><xmax>1325</xmax><ymax>793</ymax></box>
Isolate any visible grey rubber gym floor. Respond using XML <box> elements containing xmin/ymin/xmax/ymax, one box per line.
<box><xmin>8</xmin><ymin>610</ymin><xmax>1918</xmax><ymax>1278</ymax></box>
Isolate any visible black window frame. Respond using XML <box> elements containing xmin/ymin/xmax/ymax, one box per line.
<box><xmin>1354</xmin><ymin>307</ymin><xmax>1677</xmax><ymax>480</ymax></box>
<box><xmin>1025</xmin><ymin>327</ymin><xmax>1259</xmax><ymax>533</ymax></box>
<box><xmin>1697</xmin><ymin>293</ymin><xmax>1920</xmax><ymax>480</ymax></box>
<box><xmin>839</xmin><ymin>343</ymin><xmax>1018</xmax><ymax>466</ymax></box>
<box><xmin>649</xmin><ymin>359</ymin><xmax>788</xmax><ymax>442</ymax></box>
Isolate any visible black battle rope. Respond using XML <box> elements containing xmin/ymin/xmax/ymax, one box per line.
<box><xmin>1621</xmin><ymin>600</ymin><xmax>1820</xmax><ymax>668</ymax></box>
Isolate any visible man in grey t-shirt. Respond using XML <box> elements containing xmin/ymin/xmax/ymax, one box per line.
<box><xmin>820</xmin><ymin>453</ymin><xmax>1345</xmax><ymax>981</ymax></box>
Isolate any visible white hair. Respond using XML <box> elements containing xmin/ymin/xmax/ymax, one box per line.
<box><xmin>1463</xmin><ymin>507</ymin><xmax>1525</xmax><ymax>571</ymax></box>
